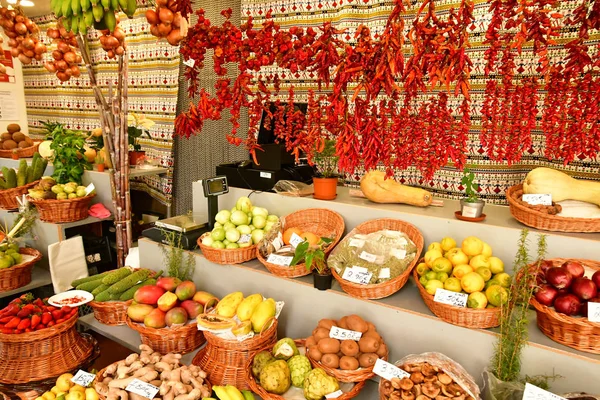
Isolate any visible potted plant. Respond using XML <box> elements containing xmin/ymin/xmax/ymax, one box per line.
<box><xmin>460</xmin><ymin>167</ymin><xmax>485</xmax><ymax>218</ymax></box>
<box><xmin>95</xmin><ymin>152</ymin><xmax>105</xmax><ymax>172</ymax></box>
<box><xmin>50</xmin><ymin>125</ymin><xmax>92</xmax><ymax>184</ymax></box>
<box><xmin>11</xmin><ymin>149</ymin><xmax>18</xmax><ymax>160</ymax></box>
<box><xmin>312</xmin><ymin>139</ymin><xmax>339</xmax><ymax>200</ymax></box>
<box><xmin>291</xmin><ymin>237</ymin><xmax>334</xmax><ymax>290</ymax></box>
<box><xmin>128</xmin><ymin>113</ymin><xmax>154</xmax><ymax>166</ymax></box>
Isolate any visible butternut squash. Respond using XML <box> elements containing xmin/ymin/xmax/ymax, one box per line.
<box><xmin>523</xmin><ymin>168</ymin><xmax>600</xmax><ymax>207</ymax></box>
<box><xmin>360</xmin><ymin>171</ymin><xmax>433</xmax><ymax>207</ymax></box>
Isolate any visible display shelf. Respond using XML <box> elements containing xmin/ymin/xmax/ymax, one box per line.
<box><xmin>0</xmin><ymin>266</ymin><xmax>51</xmax><ymax>299</ymax></box>
<box><xmin>129</xmin><ymin>166</ymin><xmax>169</xmax><ymax>178</ymax></box>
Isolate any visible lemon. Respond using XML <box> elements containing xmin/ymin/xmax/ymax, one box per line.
<box><xmin>51</xmin><ymin>388</ymin><xmax>60</xmax><ymax>395</ymax></box>
<box><xmin>425</xmin><ymin>280</ymin><xmax>444</xmax><ymax>296</ymax></box>
<box><xmin>56</xmin><ymin>373</ymin><xmax>74</xmax><ymax>392</ymax></box>
<box><xmin>467</xmin><ymin>292</ymin><xmax>488</xmax><ymax>309</ymax></box>
<box><xmin>486</xmin><ymin>285</ymin><xmax>509</xmax><ymax>306</ymax></box>
<box><xmin>470</xmin><ymin>254</ymin><xmax>490</xmax><ymax>269</ymax></box>
<box><xmin>440</xmin><ymin>237</ymin><xmax>456</xmax><ymax>252</ymax></box>
<box><xmin>425</xmin><ymin>271</ymin><xmax>438</xmax><ymax>281</ymax></box>
<box><xmin>494</xmin><ymin>272</ymin><xmax>512</xmax><ymax>288</ymax></box>
<box><xmin>85</xmin><ymin>389</ymin><xmax>99</xmax><ymax>400</ymax></box>
<box><xmin>444</xmin><ymin>277</ymin><xmax>462</xmax><ymax>292</ymax></box>
<box><xmin>416</xmin><ymin>262</ymin><xmax>430</xmax><ymax>276</ymax></box>
<box><xmin>42</xmin><ymin>393</ymin><xmax>56</xmax><ymax>400</ymax></box>
<box><xmin>419</xmin><ymin>276</ymin><xmax>429</xmax><ymax>286</ymax></box>
<box><xmin>486</xmin><ymin>304</ymin><xmax>496</xmax><ymax>308</ymax></box>
<box><xmin>489</xmin><ymin>257</ymin><xmax>504</xmax><ymax>274</ymax></box>
<box><xmin>431</xmin><ymin>257</ymin><xmax>453</xmax><ymax>274</ymax></box>
<box><xmin>452</xmin><ymin>264</ymin><xmax>473</xmax><ymax>279</ymax></box>
<box><xmin>436</xmin><ymin>272</ymin><xmax>449</xmax><ymax>283</ymax></box>
<box><xmin>428</xmin><ymin>242</ymin><xmax>442</xmax><ymax>252</ymax></box>
<box><xmin>476</xmin><ymin>267</ymin><xmax>492</xmax><ymax>282</ymax></box>
<box><xmin>70</xmin><ymin>386</ymin><xmax>85</xmax><ymax>394</ymax></box>
<box><xmin>485</xmin><ymin>279</ymin><xmax>501</xmax><ymax>290</ymax></box>
<box><xmin>461</xmin><ymin>272</ymin><xmax>485</xmax><ymax>293</ymax></box>
<box><xmin>424</xmin><ymin>249</ymin><xmax>443</xmax><ymax>266</ymax></box>
<box><xmin>481</xmin><ymin>242</ymin><xmax>493</xmax><ymax>257</ymax></box>
<box><xmin>462</xmin><ymin>236</ymin><xmax>484</xmax><ymax>256</ymax></box>
<box><xmin>445</xmin><ymin>248</ymin><xmax>469</xmax><ymax>266</ymax></box>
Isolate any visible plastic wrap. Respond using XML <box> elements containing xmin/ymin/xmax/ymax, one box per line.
<box><xmin>274</xmin><ymin>180</ymin><xmax>314</xmax><ymax>197</ymax></box>
<box><xmin>481</xmin><ymin>369</ymin><xmax>524</xmax><ymax>400</ymax></box>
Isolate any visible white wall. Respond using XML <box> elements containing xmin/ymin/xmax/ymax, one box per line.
<box><xmin>0</xmin><ymin>32</ymin><xmax>28</xmax><ymax>135</ymax></box>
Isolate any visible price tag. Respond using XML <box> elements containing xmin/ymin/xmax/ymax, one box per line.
<box><xmin>523</xmin><ymin>383</ymin><xmax>566</xmax><ymax>400</ymax></box>
<box><xmin>266</xmin><ymin>253</ymin><xmax>293</xmax><ymax>266</ymax></box>
<box><xmin>348</xmin><ymin>238</ymin><xmax>365</xmax><ymax>248</ymax></box>
<box><xmin>434</xmin><ymin>288</ymin><xmax>468</xmax><ymax>307</ymax></box>
<box><xmin>378</xmin><ymin>268</ymin><xmax>390</xmax><ymax>279</ymax></box>
<box><xmin>85</xmin><ymin>183</ymin><xmax>95</xmax><ymax>196</ymax></box>
<box><xmin>330</xmin><ymin>326</ymin><xmax>362</xmax><ymax>341</ymax></box>
<box><xmin>359</xmin><ymin>251</ymin><xmax>378</xmax><ymax>263</ymax></box>
<box><xmin>71</xmin><ymin>370</ymin><xmax>96</xmax><ymax>387</ymax></box>
<box><xmin>588</xmin><ymin>302</ymin><xmax>600</xmax><ymax>323</ymax></box>
<box><xmin>289</xmin><ymin>233</ymin><xmax>304</xmax><ymax>248</ymax></box>
<box><xmin>390</xmin><ymin>248</ymin><xmax>406</xmax><ymax>259</ymax></box>
<box><xmin>373</xmin><ymin>358</ymin><xmax>410</xmax><ymax>381</ymax></box>
<box><xmin>260</xmin><ymin>171</ymin><xmax>272</xmax><ymax>179</ymax></box>
<box><xmin>462</xmin><ymin>206</ymin><xmax>479</xmax><ymax>218</ymax></box>
<box><xmin>126</xmin><ymin>379</ymin><xmax>159</xmax><ymax>399</ymax></box>
<box><xmin>183</xmin><ymin>58</ymin><xmax>195</xmax><ymax>68</ymax></box>
<box><xmin>342</xmin><ymin>267</ymin><xmax>372</xmax><ymax>285</ymax></box>
<box><xmin>238</xmin><ymin>234</ymin><xmax>251</xmax><ymax>244</ymax></box>
<box><xmin>522</xmin><ymin>194</ymin><xmax>553</xmax><ymax>206</ymax></box>
<box><xmin>325</xmin><ymin>390</ymin><xmax>344</xmax><ymax>398</ymax></box>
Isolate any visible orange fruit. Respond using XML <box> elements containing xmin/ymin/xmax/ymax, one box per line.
<box><xmin>283</xmin><ymin>227</ymin><xmax>303</xmax><ymax>245</ymax></box>
<box><xmin>302</xmin><ymin>232</ymin><xmax>320</xmax><ymax>245</ymax></box>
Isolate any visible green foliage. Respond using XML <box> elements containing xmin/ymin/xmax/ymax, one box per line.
<box><xmin>159</xmin><ymin>228</ymin><xmax>195</xmax><ymax>281</ymax></box>
<box><xmin>461</xmin><ymin>167</ymin><xmax>480</xmax><ymax>203</ymax></box>
<box><xmin>50</xmin><ymin>125</ymin><xmax>92</xmax><ymax>184</ymax></box>
<box><xmin>128</xmin><ymin>126</ymin><xmax>151</xmax><ymax>151</ymax></box>
<box><xmin>291</xmin><ymin>237</ymin><xmax>333</xmax><ymax>274</ymax></box>
<box><xmin>40</xmin><ymin>120</ymin><xmax>63</xmax><ymax>140</ymax></box>
<box><xmin>312</xmin><ymin>139</ymin><xmax>338</xmax><ymax>178</ymax></box>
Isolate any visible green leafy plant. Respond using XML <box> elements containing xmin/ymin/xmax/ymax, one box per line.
<box><xmin>128</xmin><ymin>114</ymin><xmax>154</xmax><ymax>151</ymax></box>
<box><xmin>95</xmin><ymin>152</ymin><xmax>104</xmax><ymax>165</ymax></box>
<box><xmin>313</xmin><ymin>139</ymin><xmax>338</xmax><ymax>178</ymax></box>
<box><xmin>40</xmin><ymin>120</ymin><xmax>63</xmax><ymax>140</ymax></box>
<box><xmin>291</xmin><ymin>237</ymin><xmax>333</xmax><ymax>274</ymax></box>
<box><xmin>461</xmin><ymin>167</ymin><xmax>480</xmax><ymax>203</ymax></box>
<box><xmin>1</xmin><ymin>203</ymin><xmax>38</xmax><ymax>244</ymax></box>
<box><xmin>159</xmin><ymin>228</ymin><xmax>195</xmax><ymax>281</ymax></box>
<box><xmin>50</xmin><ymin>126</ymin><xmax>92</xmax><ymax>184</ymax></box>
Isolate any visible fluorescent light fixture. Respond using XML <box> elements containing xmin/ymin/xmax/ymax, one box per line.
<box><xmin>6</xmin><ymin>0</ymin><xmax>35</xmax><ymax>6</ymax></box>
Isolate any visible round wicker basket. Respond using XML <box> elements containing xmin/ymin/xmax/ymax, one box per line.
<box><xmin>0</xmin><ymin>141</ymin><xmax>41</xmax><ymax>159</ymax></box>
<box><xmin>126</xmin><ymin>317</ymin><xmax>205</xmax><ymax>355</ymax></box>
<box><xmin>29</xmin><ymin>194</ymin><xmax>96</xmax><ymax>223</ymax></box>
<box><xmin>197</xmin><ymin>233</ymin><xmax>258</xmax><ymax>265</ymax></box>
<box><xmin>0</xmin><ymin>180</ymin><xmax>39</xmax><ymax>210</ymax></box>
<box><xmin>89</xmin><ymin>299</ymin><xmax>133</xmax><ymax>326</ymax></box>
<box><xmin>0</xmin><ymin>247</ymin><xmax>43</xmax><ymax>293</ymax></box>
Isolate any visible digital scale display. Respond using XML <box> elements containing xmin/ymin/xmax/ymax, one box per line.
<box><xmin>203</xmin><ymin>176</ymin><xmax>228</xmax><ymax>197</ymax></box>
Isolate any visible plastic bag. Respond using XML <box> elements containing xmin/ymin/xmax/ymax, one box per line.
<box><xmin>482</xmin><ymin>369</ymin><xmax>524</xmax><ymax>400</ymax></box>
<box><xmin>395</xmin><ymin>352</ymin><xmax>481</xmax><ymax>400</ymax></box>
<box><xmin>274</xmin><ymin>180</ymin><xmax>313</xmax><ymax>197</ymax></box>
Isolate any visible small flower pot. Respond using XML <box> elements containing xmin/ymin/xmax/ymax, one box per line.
<box><xmin>313</xmin><ymin>177</ymin><xmax>338</xmax><ymax>200</ymax></box>
<box><xmin>313</xmin><ymin>272</ymin><xmax>333</xmax><ymax>290</ymax></box>
<box><xmin>11</xmin><ymin>153</ymin><xmax>19</xmax><ymax>160</ymax></box>
<box><xmin>129</xmin><ymin>150</ymin><xmax>146</xmax><ymax>166</ymax></box>
<box><xmin>96</xmin><ymin>163</ymin><xmax>105</xmax><ymax>172</ymax></box>
<box><xmin>460</xmin><ymin>199</ymin><xmax>485</xmax><ymax>218</ymax></box>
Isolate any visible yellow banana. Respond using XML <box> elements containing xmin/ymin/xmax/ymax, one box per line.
<box><xmin>100</xmin><ymin>0</ymin><xmax>110</xmax><ymax>11</ymax></box>
<box><xmin>103</xmin><ymin>10</ymin><xmax>116</xmax><ymax>32</ymax></box>
<box><xmin>90</xmin><ymin>0</ymin><xmax>98</xmax><ymax>5</ymax></box>
<box><xmin>241</xmin><ymin>390</ymin><xmax>255</xmax><ymax>400</ymax></box>
<box><xmin>71</xmin><ymin>14</ymin><xmax>80</xmax><ymax>34</ymax></box>
<box><xmin>124</xmin><ymin>0</ymin><xmax>136</xmax><ymax>18</ymax></box>
<box><xmin>83</xmin><ymin>9</ymin><xmax>93</xmax><ymax>25</ymax></box>
<box><xmin>212</xmin><ymin>386</ymin><xmax>230</xmax><ymax>400</ymax></box>
<box><xmin>79</xmin><ymin>14</ymin><xmax>88</xmax><ymax>34</ymax></box>
<box><xmin>92</xmin><ymin>4</ymin><xmax>104</xmax><ymax>21</ymax></box>
<box><xmin>117</xmin><ymin>0</ymin><xmax>127</xmax><ymax>12</ymax></box>
<box><xmin>71</xmin><ymin>0</ymin><xmax>81</xmax><ymax>16</ymax></box>
<box><xmin>52</xmin><ymin>0</ymin><xmax>63</xmax><ymax>16</ymax></box>
<box><xmin>62</xmin><ymin>15</ymin><xmax>72</xmax><ymax>31</ymax></box>
<box><xmin>110</xmin><ymin>0</ymin><xmax>119</xmax><ymax>12</ymax></box>
<box><xmin>224</xmin><ymin>386</ymin><xmax>244</xmax><ymax>400</ymax></box>
<box><xmin>62</xmin><ymin>0</ymin><xmax>73</xmax><ymax>18</ymax></box>
<box><xmin>80</xmin><ymin>0</ymin><xmax>91</xmax><ymax>12</ymax></box>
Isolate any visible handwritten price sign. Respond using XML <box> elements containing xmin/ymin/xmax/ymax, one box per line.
<box><xmin>238</xmin><ymin>234</ymin><xmax>252</xmax><ymax>244</ymax></box>
<box><xmin>266</xmin><ymin>254</ymin><xmax>293</xmax><ymax>266</ymax></box>
<box><xmin>434</xmin><ymin>288</ymin><xmax>468</xmax><ymax>308</ymax></box>
<box><xmin>522</xmin><ymin>194</ymin><xmax>552</xmax><ymax>206</ymax></box>
<box><xmin>522</xmin><ymin>383</ymin><xmax>566</xmax><ymax>400</ymax></box>
<box><xmin>126</xmin><ymin>379</ymin><xmax>159</xmax><ymax>399</ymax></box>
<box><xmin>71</xmin><ymin>370</ymin><xmax>96</xmax><ymax>387</ymax></box>
<box><xmin>373</xmin><ymin>358</ymin><xmax>410</xmax><ymax>381</ymax></box>
<box><xmin>342</xmin><ymin>267</ymin><xmax>372</xmax><ymax>285</ymax></box>
<box><xmin>289</xmin><ymin>233</ymin><xmax>304</xmax><ymax>248</ymax></box>
<box><xmin>330</xmin><ymin>326</ymin><xmax>362</xmax><ymax>341</ymax></box>
<box><xmin>588</xmin><ymin>302</ymin><xmax>600</xmax><ymax>323</ymax></box>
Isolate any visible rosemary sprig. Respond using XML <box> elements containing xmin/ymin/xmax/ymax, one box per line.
<box><xmin>158</xmin><ymin>228</ymin><xmax>196</xmax><ymax>281</ymax></box>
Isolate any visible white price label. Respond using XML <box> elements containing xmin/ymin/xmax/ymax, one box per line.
<box><xmin>266</xmin><ymin>253</ymin><xmax>293</xmax><ymax>266</ymax></box>
<box><xmin>126</xmin><ymin>379</ymin><xmax>159</xmax><ymax>399</ymax></box>
<box><xmin>348</xmin><ymin>238</ymin><xmax>365</xmax><ymax>248</ymax></box>
<box><xmin>390</xmin><ymin>248</ymin><xmax>406</xmax><ymax>259</ymax></box>
<box><xmin>373</xmin><ymin>358</ymin><xmax>410</xmax><ymax>381</ymax></box>
<box><xmin>588</xmin><ymin>302</ymin><xmax>600</xmax><ymax>323</ymax></box>
<box><xmin>342</xmin><ymin>267</ymin><xmax>372</xmax><ymax>285</ymax></box>
<box><xmin>522</xmin><ymin>194</ymin><xmax>553</xmax><ymax>206</ymax></box>
<box><xmin>71</xmin><ymin>370</ymin><xmax>96</xmax><ymax>387</ymax></box>
<box><xmin>260</xmin><ymin>171</ymin><xmax>272</xmax><ymax>179</ymax></box>
<box><xmin>434</xmin><ymin>288</ymin><xmax>468</xmax><ymax>307</ymax></box>
<box><xmin>523</xmin><ymin>383</ymin><xmax>566</xmax><ymax>400</ymax></box>
<box><xmin>325</xmin><ymin>390</ymin><xmax>344</xmax><ymax>398</ymax></box>
<box><xmin>183</xmin><ymin>58</ymin><xmax>195</xmax><ymax>68</ymax></box>
<box><xmin>378</xmin><ymin>268</ymin><xmax>391</xmax><ymax>279</ymax></box>
<box><xmin>289</xmin><ymin>233</ymin><xmax>305</xmax><ymax>248</ymax></box>
<box><xmin>329</xmin><ymin>326</ymin><xmax>362</xmax><ymax>341</ymax></box>
<box><xmin>85</xmin><ymin>183</ymin><xmax>95</xmax><ymax>196</ymax></box>
<box><xmin>462</xmin><ymin>206</ymin><xmax>479</xmax><ymax>218</ymax></box>
<box><xmin>359</xmin><ymin>251</ymin><xmax>378</xmax><ymax>263</ymax></box>
<box><xmin>238</xmin><ymin>234</ymin><xmax>252</xmax><ymax>244</ymax></box>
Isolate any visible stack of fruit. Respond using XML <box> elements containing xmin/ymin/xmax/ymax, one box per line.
<box><xmin>0</xmin><ymin>124</ymin><xmax>36</xmax><ymax>152</ymax></box>
<box><xmin>145</xmin><ymin>0</ymin><xmax>187</xmax><ymax>46</ymax></box>
<box><xmin>251</xmin><ymin>337</ymin><xmax>342</xmax><ymax>399</ymax></box>
<box><xmin>210</xmin><ymin>385</ymin><xmax>255</xmax><ymax>400</ymax></box>
<box><xmin>45</xmin><ymin>24</ymin><xmax>82</xmax><ymax>82</ymax></box>
<box><xmin>0</xmin><ymin>7</ymin><xmax>46</xmax><ymax>65</ymax></box>
<box><xmin>0</xmin><ymin>153</ymin><xmax>47</xmax><ymax>191</ymax></box>
<box><xmin>71</xmin><ymin>267</ymin><xmax>158</xmax><ymax>302</ymax></box>
<box><xmin>196</xmin><ymin>291</ymin><xmax>277</xmax><ymax>338</ymax></box>
<box><xmin>535</xmin><ymin>260</ymin><xmax>600</xmax><ymax>318</ymax></box>
<box><xmin>51</xmin><ymin>0</ymin><xmax>136</xmax><ymax>35</ymax></box>
<box><xmin>0</xmin><ymin>243</ymin><xmax>24</xmax><ymax>270</ymax></box>
<box><xmin>0</xmin><ymin>293</ymin><xmax>77</xmax><ymax>334</ymax></box>
<box><xmin>29</xmin><ymin>179</ymin><xmax>92</xmax><ymax>201</ymax></box>
<box><xmin>36</xmin><ymin>373</ymin><xmax>99</xmax><ymax>400</ymax></box>
<box><xmin>201</xmin><ymin>196</ymin><xmax>280</xmax><ymax>250</ymax></box>
<box><xmin>417</xmin><ymin>236</ymin><xmax>510</xmax><ymax>309</ymax></box>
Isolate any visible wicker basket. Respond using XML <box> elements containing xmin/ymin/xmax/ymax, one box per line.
<box><xmin>0</xmin><ymin>180</ymin><xmax>39</xmax><ymax>210</ymax></box>
<box><xmin>246</xmin><ymin>339</ymin><xmax>366</xmax><ymax>399</ymax></box>
<box><xmin>507</xmin><ymin>184</ymin><xmax>600</xmax><ymax>233</ymax></box>
<box><xmin>89</xmin><ymin>299</ymin><xmax>133</xmax><ymax>326</ymax></box>
<box><xmin>413</xmin><ymin>266</ymin><xmax>501</xmax><ymax>329</ymax></box>
<box><xmin>29</xmin><ymin>194</ymin><xmax>96</xmax><ymax>223</ymax></box>
<box><xmin>529</xmin><ymin>258</ymin><xmax>600</xmax><ymax>354</ymax></box>
<box><xmin>331</xmin><ymin>219</ymin><xmax>424</xmax><ymax>300</ymax></box>
<box><xmin>0</xmin><ymin>247</ymin><xmax>43</xmax><ymax>293</ymax></box>
<box><xmin>192</xmin><ymin>318</ymin><xmax>278</xmax><ymax>389</ymax></box>
<box><xmin>197</xmin><ymin>233</ymin><xmax>258</xmax><ymax>265</ymax></box>
<box><xmin>0</xmin><ymin>313</ymin><xmax>95</xmax><ymax>384</ymax></box>
<box><xmin>126</xmin><ymin>318</ymin><xmax>205</xmax><ymax>355</ymax></box>
<box><xmin>257</xmin><ymin>208</ymin><xmax>345</xmax><ymax>278</ymax></box>
<box><xmin>0</xmin><ymin>141</ymin><xmax>41</xmax><ymax>159</ymax></box>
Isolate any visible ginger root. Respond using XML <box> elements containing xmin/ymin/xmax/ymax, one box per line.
<box><xmin>125</xmin><ymin>353</ymin><xmax>139</xmax><ymax>366</ymax></box>
<box><xmin>108</xmin><ymin>376</ymin><xmax>136</xmax><ymax>389</ymax></box>
<box><xmin>174</xmin><ymin>388</ymin><xmax>202</xmax><ymax>400</ymax></box>
<box><xmin>107</xmin><ymin>388</ymin><xmax>129</xmax><ymax>400</ymax></box>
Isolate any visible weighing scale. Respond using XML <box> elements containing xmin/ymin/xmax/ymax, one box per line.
<box><xmin>142</xmin><ymin>176</ymin><xmax>229</xmax><ymax>249</ymax></box>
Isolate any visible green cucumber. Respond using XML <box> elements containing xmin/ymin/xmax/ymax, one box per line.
<box><xmin>102</xmin><ymin>267</ymin><xmax>132</xmax><ymax>285</ymax></box>
<box><xmin>108</xmin><ymin>269</ymin><xmax>150</xmax><ymax>294</ymax></box>
<box><xmin>71</xmin><ymin>270</ymin><xmax>112</xmax><ymax>287</ymax></box>
<box><xmin>76</xmin><ymin>278</ymin><xmax>105</xmax><ymax>292</ymax></box>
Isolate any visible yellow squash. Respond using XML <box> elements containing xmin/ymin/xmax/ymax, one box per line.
<box><xmin>360</xmin><ymin>171</ymin><xmax>433</xmax><ymax>207</ymax></box>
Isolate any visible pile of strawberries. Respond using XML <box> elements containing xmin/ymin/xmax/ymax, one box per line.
<box><xmin>0</xmin><ymin>293</ymin><xmax>78</xmax><ymax>334</ymax></box>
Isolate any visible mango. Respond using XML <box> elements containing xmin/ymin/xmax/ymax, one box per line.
<box><xmin>193</xmin><ymin>291</ymin><xmax>219</xmax><ymax>310</ymax></box>
<box><xmin>165</xmin><ymin>307</ymin><xmax>188</xmax><ymax>327</ymax></box>
<box><xmin>127</xmin><ymin>304</ymin><xmax>155</xmax><ymax>322</ymax></box>
<box><xmin>236</xmin><ymin>293</ymin><xmax>263</xmax><ymax>321</ymax></box>
<box><xmin>157</xmin><ymin>291</ymin><xmax>178</xmax><ymax>312</ymax></box>
<box><xmin>181</xmin><ymin>300</ymin><xmax>203</xmax><ymax>319</ymax></box>
<box><xmin>144</xmin><ymin>308</ymin><xmax>166</xmax><ymax>328</ymax></box>
<box><xmin>134</xmin><ymin>285</ymin><xmax>166</xmax><ymax>306</ymax></box>
<box><xmin>215</xmin><ymin>292</ymin><xmax>244</xmax><ymax>318</ymax></box>
<box><xmin>175</xmin><ymin>280</ymin><xmax>197</xmax><ymax>301</ymax></box>
<box><xmin>250</xmin><ymin>298</ymin><xmax>276</xmax><ymax>333</ymax></box>
<box><xmin>156</xmin><ymin>277</ymin><xmax>181</xmax><ymax>292</ymax></box>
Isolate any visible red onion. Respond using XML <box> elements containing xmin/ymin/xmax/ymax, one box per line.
<box><xmin>539</xmin><ymin>259</ymin><xmax>554</xmax><ymax>273</ymax></box>
<box><xmin>546</xmin><ymin>267</ymin><xmax>573</xmax><ymax>290</ymax></box>
<box><xmin>535</xmin><ymin>284</ymin><xmax>559</xmax><ymax>307</ymax></box>
<box><xmin>592</xmin><ymin>271</ymin><xmax>600</xmax><ymax>289</ymax></box>
<box><xmin>554</xmin><ymin>294</ymin><xmax>582</xmax><ymax>316</ymax></box>
<box><xmin>570</xmin><ymin>277</ymin><xmax>598</xmax><ymax>300</ymax></box>
<box><xmin>561</xmin><ymin>261</ymin><xmax>585</xmax><ymax>279</ymax></box>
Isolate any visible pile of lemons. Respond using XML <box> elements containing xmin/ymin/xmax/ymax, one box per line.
<box><xmin>417</xmin><ymin>236</ymin><xmax>510</xmax><ymax>309</ymax></box>
<box><xmin>36</xmin><ymin>373</ymin><xmax>98</xmax><ymax>400</ymax></box>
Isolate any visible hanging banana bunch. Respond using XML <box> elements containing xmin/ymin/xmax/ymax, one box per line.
<box><xmin>50</xmin><ymin>0</ymin><xmax>136</xmax><ymax>35</ymax></box>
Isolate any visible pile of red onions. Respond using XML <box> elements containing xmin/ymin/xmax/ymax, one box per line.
<box><xmin>535</xmin><ymin>260</ymin><xmax>600</xmax><ymax>318</ymax></box>
<box><xmin>0</xmin><ymin>7</ymin><xmax>46</xmax><ymax>65</ymax></box>
<box><xmin>45</xmin><ymin>26</ymin><xmax>81</xmax><ymax>82</ymax></box>
<box><xmin>145</xmin><ymin>0</ymin><xmax>187</xmax><ymax>46</ymax></box>
<box><xmin>99</xmin><ymin>26</ymin><xmax>126</xmax><ymax>59</ymax></box>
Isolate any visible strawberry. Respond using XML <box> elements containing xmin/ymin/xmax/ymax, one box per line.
<box><xmin>47</xmin><ymin>321</ymin><xmax>55</xmax><ymax>327</ymax></box>
<box><xmin>41</xmin><ymin>312</ymin><xmax>52</xmax><ymax>325</ymax></box>
<box><xmin>5</xmin><ymin>317</ymin><xmax>20</xmax><ymax>329</ymax></box>
<box><xmin>0</xmin><ymin>328</ymin><xmax>13</xmax><ymax>334</ymax></box>
<box><xmin>31</xmin><ymin>314</ymin><xmax>41</xmax><ymax>329</ymax></box>
<box><xmin>34</xmin><ymin>324</ymin><xmax>46</xmax><ymax>331</ymax></box>
<box><xmin>51</xmin><ymin>310</ymin><xmax>63</xmax><ymax>320</ymax></box>
<box><xmin>17</xmin><ymin>319</ymin><xmax>30</xmax><ymax>330</ymax></box>
<box><xmin>17</xmin><ymin>305</ymin><xmax>34</xmax><ymax>318</ymax></box>
<box><xmin>1</xmin><ymin>304</ymin><xmax>21</xmax><ymax>317</ymax></box>
<box><xmin>0</xmin><ymin>316</ymin><xmax>13</xmax><ymax>324</ymax></box>
<box><xmin>61</xmin><ymin>306</ymin><xmax>72</xmax><ymax>314</ymax></box>
<box><xmin>46</xmin><ymin>306</ymin><xmax>57</xmax><ymax>312</ymax></box>
<box><xmin>33</xmin><ymin>298</ymin><xmax>44</xmax><ymax>307</ymax></box>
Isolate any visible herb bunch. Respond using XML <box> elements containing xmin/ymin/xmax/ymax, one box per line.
<box><xmin>50</xmin><ymin>125</ymin><xmax>92</xmax><ymax>184</ymax></box>
<box><xmin>461</xmin><ymin>167</ymin><xmax>480</xmax><ymax>203</ymax></box>
<box><xmin>159</xmin><ymin>228</ymin><xmax>196</xmax><ymax>281</ymax></box>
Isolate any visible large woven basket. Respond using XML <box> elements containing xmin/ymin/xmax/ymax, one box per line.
<box><xmin>246</xmin><ymin>339</ymin><xmax>366</xmax><ymax>399</ymax></box>
<box><xmin>29</xmin><ymin>194</ymin><xmax>96</xmax><ymax>223</ymax></box>
<box><xmin>89</xmin><ymin>299</ymin><xmax>133</xmax><ymax>326</ymax></box>
<box><xmin>331</xmin><ymin>219</ymin><xmax>424</xmax><ymax>299</ymax></box>
<box><xmin>413</xmin><ymin>265</ymin><xmax>501</xmax><ymax>329</ymax></box>
<box><xmin>197</xmin><ymin>233</ymin><xmax>257</xmax><ymax>265</ymax></box>
<box><xmin>529</xmin><ymin>258</ymin><xmax>600</xmax><ymax>354</ymax></box>
<box><xmin>0</xmin><ymin>141</ymin><xmax>41</xmax><ymax>159</ymax></box>
<box><xmin>507</xmin><ymin>184</ymin><xmax>600</xmax><ymax>232</ymax></box>
<box><xmin>0</xmin><ymin>313</ymin><xmax>95</xmax><ymax>384</ymax></box>
<box><xmin>257</xmin><ymin>208</ymin><xmax>345</xmax><ymax>278</ymax></box>
<box><xmin>126</xmin><ymin>317</ymin><xmax>205</xmax><ymax>355</ymax></box>
<box><xmin>0</xmin><ymin>247</ymin><xmax>43</xmax><ymax>292</ymax></box>
<box><xmin>0</xmin><ymin>180</ymin><xmax>39</xmax><ymax>210</ymax></box>
<box><xmin>192</xmin><ymin>318</ymin><xmax>278</xmax><ymax>389</ymax></box>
